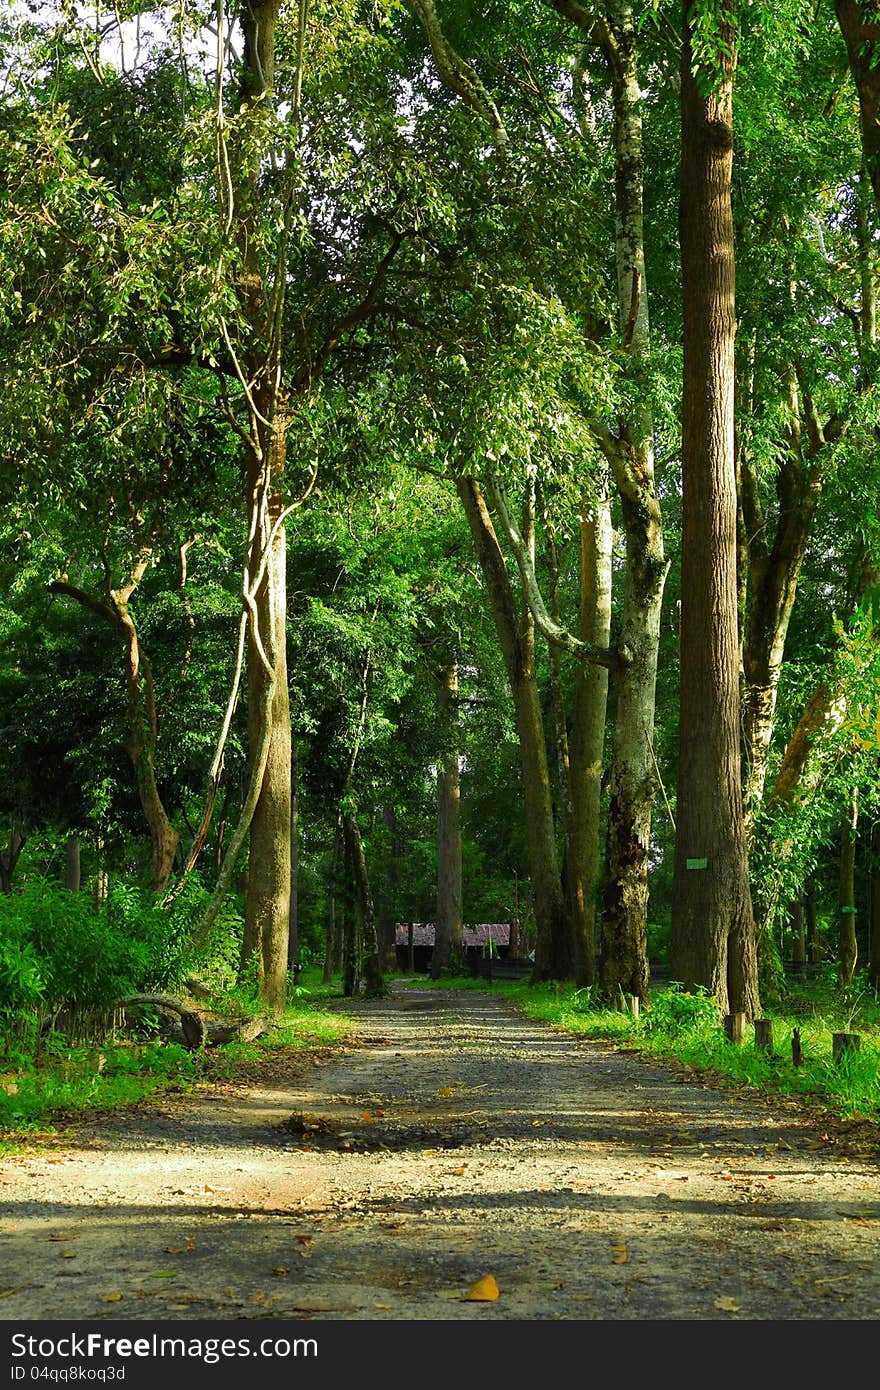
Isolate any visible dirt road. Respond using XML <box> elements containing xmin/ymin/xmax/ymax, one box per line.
<box><xmin>1</xmin><ymin>983</ymin><xmax>879</xmax><ymax>1321</ymax></box>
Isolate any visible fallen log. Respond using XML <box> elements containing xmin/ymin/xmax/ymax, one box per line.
<box><xmin>118</xmin><ymin>995</ymin><xmax>272</xmax><ymax>1051</ymax></box>
<box><xmin>118</xmin><ymin>994</ymin><xmax>207</xmax><ymax>1051</ymax></box>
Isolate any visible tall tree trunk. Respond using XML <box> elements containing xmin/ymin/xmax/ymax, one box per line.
<box><xmin>241</xmin><ymin>413</ymin><xmax>291</xmax><ymax>1014</ymax></box>
<box><xmin>806</xmin><ymin>880</ymin><xmax>820</xmax><ymax>964</ymax></box>
<box><xmin>595</xmin><ymin>1</ymin><xmax>669</xmax><ymax>1008</ymax></box>
<box><xmin>545</xmin><ymin>520</ymin><xmax>597</xmax><ymax>986</ymax></box>
<box><xmin>739</xmin><ymin>380</ymin><xmax>823</xmax><ymax>821</ymax></box>
<box><xmin>838</xmin><ymin>786</ymin><xmax>858</xmax><ymax>988</ymax></box>
<box><xmin>50</xmin><ymin>567</ymin><xmax>180</xmax><ymax>892</ymax></box>
<box><xmin>432</xmin><ymin>657</ymin><xmax>463</xmax><ymax>978</ymax></box>
<box><xmin>342</xmin><ymin>811</ymin><xmax>384</xmax><ymax>998</ymax></box>
<box><xmin>600</xmin><ymin>485</ymin><xmax>667</xmax><ymax>1008</ymax></box>
<box><xmin>377</xmin><ymin>805</ymin><xmax>400</xmax><ymax>972</ymax></box>
<box><xmin>456</xmin><ymin>476</ymin><xmax>571</xmax><ymax>980</ymax></box>
<box><xmin>568</xmin><ymin>493</ymin><xmax>612</xmax><ymax>987</ymax></box>
<box><xmin>806</xmin><ymin>884</ymin><xmax>823</xmax><ymax>961</ymax></box>
<box><xmin>288</xmin><ymin>741</ymin><xmax>300</xmax><ymax>971</ymax></box>
<box><xmin>65</xmin><ymin>835</ymin><xmax>81</xmax><ymax>893</ymax></box>
<box><xmin>670</xmin><ymin>0</ymin><xmax>759</xmax><ymax>1019</ymax></box>
<box><xmin>789</xmin><ymin>898</ymin><xmax>805</xmax><ymax>973</ymax></box>
<box><xmin>0</xmin><ymin>819</ymin><xmax>25</xmax><ymax>895</ymax></box>
<box><xmin>232</xmin><ymin>0</ymin><xmax>292</xmax><ymax>1013</ymax></box>
<box><xmin>870</xmin><ymin>821</ymin><xmax>880</xmax><ymax>991</ymax></box>
<box><xmin>323</xmin><ymin>828</ymin><xmax>343</xmax><ymax>983</ymax></box>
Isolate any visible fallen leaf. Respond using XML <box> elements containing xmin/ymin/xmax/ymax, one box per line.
<box><xmin>714</xmin><ymin>1296</ymin><xmax>741</xmax><ymax>1313</ymax></box>
<box><xmin>149</xmin><ymin>1272</ymin><xmax>176</xmax><ymax>1280</ymax></box>
<box><xmin>0</xmin><ymin>1289</ymin><xmax>19</xmax><ymax>1299</ymax></box>
<box><xmin>374</xmin><ymin>1303</ymin><xmax>391</xmax><ymax>1310</ymax></box>
<box><xmin>295</xmin><ymin>1235</ymin><xmax>313</xmax><ymax>1246</ymax></box>
<box><xmin>272</xmin><ymin>1268</ymin><xmax>290</xmax><ymax>1277</ymax></box>
<box><xmin>611</xmin><ymin>1245</ymin><xmax>629</xmax><ymax>1265</ymax></box>
<box><xmin>464</xmin><ymin>1274</ymin><xmax>500</xmax><ymax>1302</ymax></box>
<box><xmin>449</xmin><ymin>1167</ymin><xmax>466</xmax><ymax>1177</ymax></box>
<box><xmin>163</xmin><ymin>1247</ymin><xmax>183</xmax><ymax>1255</ymax></box>
<box><xmin>102</xmin><ymin>1293</ymin><xmax>123</xmax><ymax>1303</ymax></box>
<box><xmin>60</xmin><ymin>1251</ymin><xmax>76</xmax><ymax>1259</ymax></box>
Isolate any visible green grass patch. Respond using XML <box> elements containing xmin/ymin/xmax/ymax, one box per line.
<box><xmin>0</xmin><ymin>981</ymin><xmax>351</xmax><ymax>1144</ymax></box>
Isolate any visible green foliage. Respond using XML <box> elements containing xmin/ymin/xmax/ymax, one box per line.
<box><xmin>0</xmin><ymin>879</ymin><xmax>194</xmax><ymax>1036</ymax></box>
<box><xmin>639</xmin><ymin>982</ymin><xmax>721</xmax><ymax>1037</ymax></box>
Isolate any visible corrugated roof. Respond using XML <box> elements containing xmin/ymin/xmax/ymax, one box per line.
<box><xmin>394</xmin><ymin>923</ymin><xmax>510</xmax><ymax>947</ymax></box>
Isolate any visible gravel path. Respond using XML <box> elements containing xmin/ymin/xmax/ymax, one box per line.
<box><xmin>1</xmin><ymin>983</ymin><xmax>879</xmax><ymax>1321</ymax></box>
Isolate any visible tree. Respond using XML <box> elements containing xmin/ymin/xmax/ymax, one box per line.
<box><xmin>669</xmin><ymin>0</ymin><xmax>760</xmax><ymax>1018</ymax></box>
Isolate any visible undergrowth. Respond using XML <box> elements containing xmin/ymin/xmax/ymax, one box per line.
<box><xmin>0</xmin><ymin>968</ymin><xmax>350</xmax><ymax>1151</ymax></box>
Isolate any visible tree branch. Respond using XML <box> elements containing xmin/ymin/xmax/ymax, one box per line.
<box><xmin>409</xmin><ymin>0</ymin><xmax>509</xmax><ymax>148</ymax></box>
<box><xmin>484</xmin><ymin>474</ymin><xmax>623</xmax><ymax>670</ymax></box>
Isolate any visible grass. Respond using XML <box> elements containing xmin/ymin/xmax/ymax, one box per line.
<box><xmin>4</xmin><ymin>962</ymin><xmax>878</xmax><ymax>1152</ymax></box>
<box><xmin>409</xmin><ymin>969</ymin><xmax>880</xmax><ymax>1129</ymax></box>
<box><xmin>0</xmin><ymin>969</ymin><xmax>351</xmax><ymax>1151</ymax></box>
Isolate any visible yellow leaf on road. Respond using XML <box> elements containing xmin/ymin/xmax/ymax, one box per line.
<box><xmin>464</xmin><ymin>1275</ymin><xmax>500</xmax><ymax>1302</ymax></box>
<box><xmin>611</xmin><ymin>1244</ymin><xmax>628</xmax><ymax>1265</ymax></box>
<box><xmin>102</xmin><ymin>1293</ymin><xmax>123</xmax><ymax>1303</ymax></box>
<box><xmin>714</xmin><ymin>1296</ymin><xmax>741</xmax><ymax>1313</ymax></box>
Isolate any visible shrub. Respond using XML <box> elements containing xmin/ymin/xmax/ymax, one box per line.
<box><xmin>641</xmin><ymin>981</ymin><xmax>720</xmax><ymax>1037</ymax></box>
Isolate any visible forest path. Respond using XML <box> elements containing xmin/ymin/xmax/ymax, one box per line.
<box><xmin>1</xmin><ymin>982</ymin><xmax>879</xmax><ymax>1321</ymax></box>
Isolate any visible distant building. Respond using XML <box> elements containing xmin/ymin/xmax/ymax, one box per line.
<box><xmin>394</xmin><ymin>923</ymin><xmax>510</xmax><ymax>972</ymax></box>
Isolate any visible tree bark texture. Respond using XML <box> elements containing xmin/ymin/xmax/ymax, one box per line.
<box><xmin>456</xmin><ymin>476</ymin><xmax>572</xmax><ymax>979</ymax></box>
<box><xmin>870</xmin><ymin>821</ymin><xmax>880</xmax><ymax>991</ymax></box>
<box><xmin>288</xmin><ymin>741</ymin><xmax>300</xmax><ymax>970</ymax></box>
<box><xmin>568</xmin><ymin>493</ymin><xmax>612</xmax><ymax>987</ymax></box>
<box><xmin>739</xmin><ymin>381</ymin><xmax>823</xmax><ymax>821</ymax></box>
<box><xmin>342</xmin><ymin>811</ymin><xmax>385</xmax><ymax>998</ymax></box>
<box><xmin>232</xmin><ymin>1</ymin><xmax>292</xmax><ymax>1013</ymax></box>
<box><xmin>242</xmin><ymin>425</ymin><xmax>291</xmax><ymax>1014</ymax></box>
<box><xmin>596</xmin><ymin>1</ymin><xmax>669</xmax><ymax>1007</ymax></box>
<box><xmin>432</xmin><ymin>658</ymin><xmax>463</xmax><ymax>978</ymax></box>
<box><xmin>838</xmin><ymin>786</ymin><xmax>859</xmax><ymax>987</ymax></box>
<box><xmin>670</xmin><ymin>1</ymin><xmax>759</xmax><ymax>1019</ymax></box>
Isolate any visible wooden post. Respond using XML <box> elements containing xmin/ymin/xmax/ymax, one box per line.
<box><xmin>754</xmin><ymin>1018</ymin><xmax>774</xmax><ymax>1051</ymax></box>
<box><xmin>832</xmin><ymin>1032</ymin><xmax>861</xmax><ymax>1065</ymax></box>
<box><xmin>791</xmin><ymin>1027</ymin><xmax>803</xmax><ymax>1067</ymax></box>
<box><xmin>724</xmin><ymin>1012</ymin><xmax>746</xmax><ymax>1044</ymax></box>
<box><xmin>627</xmin><ymin>994</ymin><xmax>640</xmax><ymax>1020</ymax></box>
